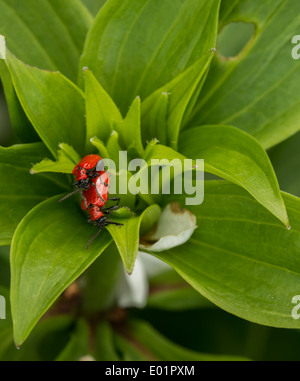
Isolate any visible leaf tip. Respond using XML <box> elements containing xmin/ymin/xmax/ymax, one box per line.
<box><xmin>82</xmin><ymin>66</ymin><xmax>91</xmax><ymax>80</ymax></box>
<box><xmin>283</xmin><ymin>214</ymin><xmax>291</xmax><ymax>230</ymax></box>
<box><xmin>14</xmin><ymin>334</ymin><xmax>24</xmax><ymax>349</ymax></box>
<box><xmin>125</xmin><ymin>268</ymin><xmax>133</xmax><ymax>276</ymax></box>
<box><xmin>124</xmin><ymin>260</ymin><xmax>136</xmax><ymax>275</ymax></box>
<box><xmin>146</xmin><ymin>138</ymin><xmax>159</xmax><ymax>145</ymax></box>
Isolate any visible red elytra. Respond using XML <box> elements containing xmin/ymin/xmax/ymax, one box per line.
<box><xmin>86</xmin><ymin>205</ymin><xmax>104</xmax><ymax>221</ymax></box>
<box><xmin>81</xmin><ymin>173</ymin><xmax>110</xmax><ymax>212</ymax></box>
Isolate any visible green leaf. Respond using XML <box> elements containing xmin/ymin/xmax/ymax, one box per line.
<box><xmin>59</xmin><ymin>143</ymin><xmax>82</xmax><ymax>164</ymax></box>
<box><xmin>179</xmin><ymin>125</ymin><xmax>290</xmax><ymax>227</ymax></box>
<box><xmin>82</xmin><ymin>243</ymin><xmax>122</xmax><ymax>312</ymax></box>
<box><xmin>114</xmin><ymin>334</ymin><xmax>150</xmax><ymax>361</ymax></box>
<box><xmin>55</xmin><ymin>319</ymin><xmax>89</xmax><ymax>361</ymax></box>
<box><xmin>181</xmin><ymin>62</ymin><xmax>211</xmax><ymax>127</ymax></box>
<box><xmin>0</xmin><ymin>0</ymin><xmax>92</xmax><ymax>141</ymax></box>
<box><xmin>5</xmin><ymin>50</ymin><xmax>86</xmax><ymax>158</ymax></box>
<box><xmin>0</xmin><ymin>60</ymin><xmax>38</xmax><ymax>143</ymax></box>
<box><xmin>11</xmin><ymin>195</ymin><xmax>112</xmax><ymax>346</ymax></box>
<box><xmin>30</xmin><ymin>143</ymin><xmax>81</xmax><ymax>175</ymax></box>
<box><xmin>80</xmin><ymin>0</ymin><xmax>221</xmax><ymax>114</ymax></box>
<box><xmin>115</xmin><ymin>319</ymin><xmax>247</xmax><ymax>361</ymax></box>
<box><xmin>84</xmin><ymin>69</ymin><xmax>122</xmax><ymax>151</ymax></box>
<box><xmin>106</xmin><ymin>205</ymin><xmax>161</xmax><ymax>274</ymax></box>
<box><xmin>95</xmin><ymin>321</ymin><xmax>121</xmax><ymax>361</ymax></box>
<box><xmin>186</xmin><ymin>0</ymin><xmax>300</xmax><ymax>149</ymax></box>
<box><xmin>116</xmin><ymin>97</ymin><xmax>144</xmax><ymax>158</ymax></box>
<box><xmin>141</xmin><ymin>52</ymin><xmax>214</xmax><ymax>149</ymax></box>
<box><xmin>90</xmin><ymin>136</ymin><xmax>110</xmax><ymax>158</ymax></box>
<box><xmin>0</xmin><ymin>143</ymin><xmax>68</xmax><ymax>245</ymax></box>
<box><xmin>154</xmin><ymin>181</ymin><xmax>300</xmax><ymax>329</ymax></box>
<box><xmin>106</xmin><ymin>131</ymin><xmax>121</xmax><ymax>168</ymax></box>
<box><xmin>143</xmin><ymin>142</ymin><xmax>187</xmax><ymax>163</ymax></box>
<box><xmin>0</xmin><ymin>0</ymin><xmax>92</xmax><ymax>82</ymax></box>
<box><xmin>141</xmin><ymin>92</ymin><xmax>168</xmax><ymax>145</ymax></box>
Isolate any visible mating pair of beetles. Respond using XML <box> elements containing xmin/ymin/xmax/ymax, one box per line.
<box><xmin>59</xmin><ymin>154</ymin><xmax>123</xmax><ymax>248</ymax></box>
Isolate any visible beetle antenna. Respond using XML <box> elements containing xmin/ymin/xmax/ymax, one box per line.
<box><xmin>86</xmin><ymin>228</ymin><xmax>102</xmax><ymax>250</ymax></box>
<box><xmin>58</xmin><ymin>188</ymin><xmax>81</xmax><ymax>203</ymax></box>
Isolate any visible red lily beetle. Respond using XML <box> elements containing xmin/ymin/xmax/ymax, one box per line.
<box><xmin>59</xmin><ymin>154</ymin><xmax>106</xmax><ymax>205</ymax></box>
<box><xmin>81</xmin><ymin>173</ymin><xmax>123</xmax><ymax>248</ymax></box>
<box><xmin>59</xmin><ymin>155</ymin><xmax>123</xmax><ymax>248</ymax></box>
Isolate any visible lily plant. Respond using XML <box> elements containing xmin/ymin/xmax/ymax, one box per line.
<box><xmin>0</xmin><ymin>0</ymin><xmax>300</xmax><ymax>361</ymax></box>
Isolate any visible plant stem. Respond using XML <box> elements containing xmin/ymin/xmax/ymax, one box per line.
<box><xmin>81</xmin><ymin>243</ymin><xmax>122</xmax><ymax>314</ymax></box>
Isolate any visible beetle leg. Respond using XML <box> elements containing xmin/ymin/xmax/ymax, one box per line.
<box><xmin>107</xmin><ymin>197</ymin><xmax>120</xmax><ymax>206</ymax></box>
<box><xmin>102</xmin><ymin>205</ymin><xmax>120</xmax><ymax>213</ymax></box>
<box><xmin>107</xmin><ymin>221</ymin><xmax>123</xmax><ymax>226</ymax></box>
<box><xmin>90</xmin><ymin>181</ymin><xmax>106</xmax><ymax>203</ymax></box>
<box><xmin>98</xmin><ymin>175</ymin><xmax>109</xmax><ymax>187</ymax></box>
<box><xmin>86</xmin><ymin>228</ymin><xmax>102</xmax><ymax>250</ymax></box>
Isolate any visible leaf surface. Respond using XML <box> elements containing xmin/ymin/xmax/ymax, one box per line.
<box><xmin>80</xmin><ymin>0</ymin><xmax>220</xmax><ymax>114</ymax></box>
<box><xmin>186</xmin><ymin>0</ymin><xmax>300</xmax><ymax>149</ymax></box>
<box><xmin>11</xmin><ymin>195</ymin><xmax>112</xmax><ymax>346</ymax></box>
<box><xmin>179</xmin><ymin>125</ymin><xmax>290</xmax><ymax>227</ymax></box>
<box><xmin>155</xmin><ymin>182</ymin><xmax>300</xmax><ymax>328</ymax></box>
<box><xmin>5</xmin><ymin>50</ymin><xmax>86</xmax><ymax>158</ymax></box>
<box><xmin>0</xmin><ymin>143</ymin><xmax>68</xmax><ymax>245</ymax></box>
